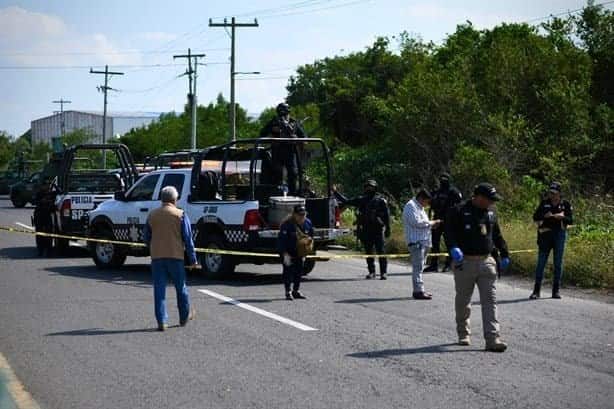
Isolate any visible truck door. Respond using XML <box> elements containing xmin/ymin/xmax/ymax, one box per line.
<box><xmin>123</xmin><ymin>173</ymin><xmax>161</xmax><ymax>241</ymax></box>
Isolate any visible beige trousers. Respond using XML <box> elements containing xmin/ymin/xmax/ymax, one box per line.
<box><xmin>453</xmin><ymin>256</ymin><xmax>500</xmax><ymax>341</ymax></box>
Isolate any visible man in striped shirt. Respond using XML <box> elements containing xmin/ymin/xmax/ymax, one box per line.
<box><xmin>403</xmin><ymin>189</ymin><xmax>442</xmax><ymax>300</ymax></box>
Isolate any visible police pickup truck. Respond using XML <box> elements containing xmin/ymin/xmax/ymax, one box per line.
<box><xmin>45</xmin><ymin>144</ymin><xmax>139</xmax><ymax>253</ymax></box>
<box><xmin>87</xmin><ymin>138</ymin><xmax>350</xmax><ymax>276</ymax></box>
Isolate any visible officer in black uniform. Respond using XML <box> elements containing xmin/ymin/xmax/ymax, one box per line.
<box><xmin>277</xmin><ymin>205</ymin><xmax>314</xmax><ymax>300</ymax></box>
<box><xmin>33</xmin><ymin>185</ymin><xmax>56</xmax><ymax>257</ymax></box>
<box><xmin>259</xmin><ymin>103</ymin><xmax>306</xmax><ymax>195</ymax></box>
<box><xmin>334</xmin><ymin>179</ymin><xmax>391</xmax><ymax>280</ymax></box>
<box><xmin>426</xmin><ymin>173</ymin><xmax>463</xmax><ymax>272</ymax></box>
<box><xmin>444</xmin><ymin>183</ymin><xmax>510</xmax><ymax>352</ymax></box>
<box><xmin>530</xmin><ymin>182</ymin><xmax>573</xmax><ymax>300</ymax></box>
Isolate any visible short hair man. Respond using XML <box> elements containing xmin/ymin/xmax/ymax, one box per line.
<box><xmin>403</xmin><ymin>189</ymin><xmax>441</xmax><ymax>300</ymax></box>
<box><xmin>444</xmin><ymin>183</ymin><xmax>510</xmax><ymax>352</ymax></box>
<box><xmin>143</xmin><ymin>186</ymin><xmax>197</xmax><ymax>331</ymax></box>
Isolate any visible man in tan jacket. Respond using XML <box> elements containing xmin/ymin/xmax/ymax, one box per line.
<box><xmin>143</xmin><ymin>186</ymin><xmax>197</xmax><ymax>331</ymax></box>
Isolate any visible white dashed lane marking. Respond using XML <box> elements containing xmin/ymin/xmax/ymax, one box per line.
<box><xmin>197</xmin><ymin>289</ymin><xmax>318</xmax><ymax>331</ymax></box>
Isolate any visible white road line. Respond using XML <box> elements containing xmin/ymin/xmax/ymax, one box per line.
<box><xmin>15</xmin><ymin>222</ymin><xmax>34</xmax><ymax>231</ymax></box>
<box><xmin>198</xmin><ymin>289</ymin><xmax>318</xmax><ymax>331</ymax></box>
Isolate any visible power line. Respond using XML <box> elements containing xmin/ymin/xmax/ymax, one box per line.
<box><xmin>0</xmin><ymin>48</ymin><xmax>229</xmax><ymax>58</ymax></box>
<box><xmin>0</xmin><ymin>62</ymin><xmax>228</xmax><ymax>70</ymax></box>
<box><xmin>210</xmin><ymin>0</ymin><xmax>334</xmax><ymax>19</ymax></box>
<box><xmin>524</xmin><ymin>0</ymin><xmax>614</xmax><ymax>23</ymax></box>
<box><xmin>258</xmin><ymin>0</ymin><xmax>373</xmax><ymax>19</ymax></box>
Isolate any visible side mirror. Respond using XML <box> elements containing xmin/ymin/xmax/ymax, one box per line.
<box><xmin>114</xmin><ymin>191</ymin><xmax>126</xmax><ymax>201</ymax></box>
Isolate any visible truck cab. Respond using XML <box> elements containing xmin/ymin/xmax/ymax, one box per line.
<box><xmin>88</xmin><ymin>138</ymin><xmax>350</xmax><ymax>275</ymax></box>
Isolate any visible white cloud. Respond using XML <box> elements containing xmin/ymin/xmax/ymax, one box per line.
<box><xmin>0</xmin><ymin>6</ymin><xmax>139</xmax><ymax>66</ymax></box>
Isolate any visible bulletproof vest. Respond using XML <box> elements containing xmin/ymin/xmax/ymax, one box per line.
<box><xmin>272</xmin><ymin>118</ymin><xmax>298</xmax><ymax>139</ymax></box>
<box><xmin>359</xmin><ymin>195</ymin><xmax>386</xmax><ymax>229</ymax></box>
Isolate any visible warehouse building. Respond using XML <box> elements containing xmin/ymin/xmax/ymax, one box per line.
<box><xmin>31</xmin><ymin>110</ymin><xmax>160</xmax><ymax>146</ymax></box>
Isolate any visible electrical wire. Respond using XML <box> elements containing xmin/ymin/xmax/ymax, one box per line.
<box><xmin>524</xmin><ymin>0</ymin><xmax>614</xmax><ymax>23</ymax></box>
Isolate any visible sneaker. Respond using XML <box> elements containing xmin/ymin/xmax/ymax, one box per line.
<box><xmin>458</xmin><ymin>336</ymin><xmax>471</xmax><ymax>346</ymax></box>
<box><xmin>292</xmin><ymin>291</ymin><xmax>306</xmax><ymax>300</ymax></box>
<box><xmin>180</xmin><ymin>308</ymin><xmax>196</xmax><ymax>327</ymax></box>
<box><xmin>485</xmin><ymin>339</ymin><xmax>507</xmax><ymax>352</ymax></box>
<box><xmin>529</xmin><ymin>292</ymin><xmax>540</xmax><ymax>300</ymax></box>
<box><xmin>552</xmin><ymin>292</ymin><xmax>562</xmax><ymax>299</ymax></box>
<box><xmin>412</xmin><ymin>291</ymin><xmax>433</xmax><ymax>300</ymax></box>
<box><xmin>285</xmin><ymin>292</ymin><xmax>294</xmax><ymax>301</ymax></box>
<box><xmin>380</xmin><ymin>274</ymin><xmax>387</xmax><ymax>280</ymax></box>
<box><xmin>157</xmin><ymin>323</ymin><xmax>168</xmax><ymax>332</ymax></box>
<box><xmin>365</xmin><ymin>273</ymin><xmax>376</xmax><ymax>280</ymax></box>
<box><xmin>423</xmin><ymin>265</ymin><xmax>438</xmax><ymax>273</ymax></box>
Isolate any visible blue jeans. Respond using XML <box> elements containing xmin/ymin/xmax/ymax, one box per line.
<box><xmin>151</xmin><ymin>259</ymin><xmax>190</xmax><ymax>325</ymax></box>
<box><xmin>534</xmin><ymin>230</ymin><xmax>567</xmax><ymax>286</ymax></box>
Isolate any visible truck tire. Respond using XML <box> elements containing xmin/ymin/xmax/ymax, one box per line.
<box><xmin>11</xmin><ymin>197</ymin><xmax>27</xmax><ymax>208</ymax></box>
<box><xmin>89</xmin><ymin>228</ymin><xmax>126</xmax><ymax>269</ymax></box>
<box><xmin>302</xmin><ymin>259</ymin><xmax>316</xmax><ymax>276</ymax></box>
<box><xmin>198</xmin><ymin>234</ymin><xmax>235</xmax><ymax>278</ymax></box>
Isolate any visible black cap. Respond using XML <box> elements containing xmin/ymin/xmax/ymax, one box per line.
<box><xmin>364</xmin><ymin>179</ymin><xmax>378</xmax><ymax>188</ymax></box>
<box><xmin>293</xmin><ymin>204</ymin><xmax>307</xmax><ymax>214</ymax></box>
<box><xmin>474</xmin><ymin>183</ymin><xmax>502</xmax><ymax>201</ymax></box>
<box><xmin>549</xmin><ymin>181</ymin><xmax>562</xmax><ymax>193</ymax></box>
<box><xmin>439</xmin><ymin>173</ymin><xmax>450</xmax><ymax>181</ymax></box>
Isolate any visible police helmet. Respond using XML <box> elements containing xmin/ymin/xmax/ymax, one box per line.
<box><xmin>276</xmin><ymin>103</ymin><xmax>290</xmax><ymax>115</ymax></box>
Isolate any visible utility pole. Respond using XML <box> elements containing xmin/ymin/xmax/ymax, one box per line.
<box><xmin>209</xmin><ymin>17</ymin><xmax>259</xmax><ymax>141</ymax></box>
<box><xmin>52</xmin><ymin>98</ymin><xmax>71</xmax><ymax>138</ymax></box>
<box><xmin>174</xmin><ymin>48</ymin><xmax>206</xmax><ymax>150</ymax></box>
<box><xmin>90</xmin><ymin>65</ymin><xmax>124</xmax><ymax>168</ymax></box>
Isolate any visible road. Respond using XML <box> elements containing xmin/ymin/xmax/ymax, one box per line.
<box><xmin>0</xmin><ymin>198</ymin><xmax>612</xmax><ymax>409</ymax></box>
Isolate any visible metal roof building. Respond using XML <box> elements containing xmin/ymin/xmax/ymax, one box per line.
<box><xmin>31</xmin><ymin>110</ymin><xmax>160</xmax><ymax>146</ymax></box>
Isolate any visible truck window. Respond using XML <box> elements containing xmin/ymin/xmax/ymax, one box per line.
<box><xmin>158</xmin><ymin>174</ymin><xmax>185</xmax><ymax>200</ymax></box>
<box><xmin>126</xmin><ymin>174</ymin><xmax>160</xmax><ymax>201</ymax></box>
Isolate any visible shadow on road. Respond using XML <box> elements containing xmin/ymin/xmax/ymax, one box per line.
<box><xmin>347</xmin><ymin>343</ymin><xmax>481</xmax><ymax>357</ymax></box>
<box><xmin>0</xmin><ymin>245</ymin><xmax>90</xmax><ymax>260</ymax></box>
<box><xmin>335</xmin><ymin>297</ymin><xmax>413</xmax><ymax>304</ymax></box>
<box><xmin>43</xmin><ymin>264</ymin><xmax>361</xmax><ymax>290</ymax></box>
<box><xmin>46</xmin><ymin>327</ymin><xmax>158</xmax><ymax>336</ymax></box>
<box><xmin>471</xmin><ymin>298</ymin><xmax>531</xmax><ymax>306</ymax></box>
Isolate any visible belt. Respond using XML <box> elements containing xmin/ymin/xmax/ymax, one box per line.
<box><xmin>464</xmin><ymin>255</ymin><xmax>491</xmax><ymax>259</ymax></box>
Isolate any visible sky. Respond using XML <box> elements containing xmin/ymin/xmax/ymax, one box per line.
<box><xmin>0</xmin><ymin>0</ymin><xmax>602</xmax><ymax>138</ymax></box>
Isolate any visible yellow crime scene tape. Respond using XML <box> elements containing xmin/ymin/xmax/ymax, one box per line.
<box><xmin>0</xmin><ymin>225</ymin><xmax>535</xmax><ymax>260</ymax></box>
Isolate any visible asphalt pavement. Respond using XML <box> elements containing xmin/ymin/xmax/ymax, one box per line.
<box><xmin>0</xmin><ymin>198</ymin><xmax>612</xmax><ymax>409</ymax></box>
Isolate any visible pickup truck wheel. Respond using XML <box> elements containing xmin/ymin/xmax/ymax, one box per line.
<box><xmin>302</xmin><ymin>259</ymin><xmax>316</xmax><ymax>276</ymax></box>
<box><xmin>11</xmin><ymin>197</ymin><xmax>27</xmax><ymax>208</ymax></box>
<box><xmin>89</xmin><ymin>228</ymin><xmax>126</xmax><ymax>269</ymax></box>
<box><xmin>198</xmin><ymin>234</ymin><xmax>235</xmax><ymax>278</ymax></box>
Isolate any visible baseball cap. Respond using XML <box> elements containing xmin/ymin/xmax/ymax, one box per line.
<box><xmin>549</xmin><ymin>182</ymin><xmax>562</xmax><ymax>193</ymax></box>
<box><xmin>293</xmin><ymin>204</ymin><xmax>307</xmax><ymax>214</ymax></box>
<box><xmin>364</xmin><ymin>179</ymin><xmax>378</xmax><ymax>188</ymax></box>
<box><xmin>474</xmin><ymin>183</ymin><xmax>502</xmax><ymax>201</ymax></box>
<box><xmin>439</xmin><ymin>173</ymin><xmax>451</xmax><ymax>181</ymax></box>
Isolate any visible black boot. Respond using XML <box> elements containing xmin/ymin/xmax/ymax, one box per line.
<box><xmin>552</xmin><ymin>282</ymin><xmax>561</xmax><ymax>299</ymax></box>
<box><xmin>529</xmin><ymin>282</ymin><xmax>541</xmax><ymax>299</ymax></box>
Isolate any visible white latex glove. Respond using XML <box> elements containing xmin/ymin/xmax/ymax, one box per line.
<box><xmin>283</xmin><ymin>254</ymin><xmax>292</xmax><ymax>267</ymax></box>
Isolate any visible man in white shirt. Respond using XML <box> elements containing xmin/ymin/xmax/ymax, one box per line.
<box><xmin>403</xmin><ymin>189</ymin><xmax>442</xmax><ymax>300</ymax></box>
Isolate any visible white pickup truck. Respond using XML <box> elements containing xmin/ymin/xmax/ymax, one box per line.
<box><xmin>87</xmin><ymin>138</ymin><xmax>350</xmax><ymax>276</ymax></box>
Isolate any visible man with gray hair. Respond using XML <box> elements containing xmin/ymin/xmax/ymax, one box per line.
<box><xmin>143</xmin><ymin>185</ymin><xmax>197</xmax><ymax>331</ymax></box>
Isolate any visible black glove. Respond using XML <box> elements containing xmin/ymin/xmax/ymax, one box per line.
<box><xmin>384</xmin><ymin>227</ymin><xmax>391</xmax><ymax>238</ymax></box>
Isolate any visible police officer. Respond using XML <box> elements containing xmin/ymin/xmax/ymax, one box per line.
<box><xmin>334</xmin><ymin>179</ymin><xmax>391</xmax><ymax>280</ymax></box>
<box><xmin>426</xmin><ymin>173</ymin><xmax>463</xmax><ymax>272</ymax></box>
<box><xmin>259</xmin><ymin>103</ymin><xmax>306</xmax><ymax>195</ymax></box>
<box><xmin>530</xmin><ymin>182</ymin><xmax>573</xmax><ymax>300</ymax></box>
<box><xmin>277</xmin><ymin>204</ymin><xmax>314</xmax><ymax>300</ymax></box>
<box><xmin>33</xmin><ymin>185</ymin><xmax>57</xmax><ymax>257</ymax></box>
<box><xmin>444</xmin><ymin>183</ymin><xmax>510</xmax><ymax>352</ymax></box>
